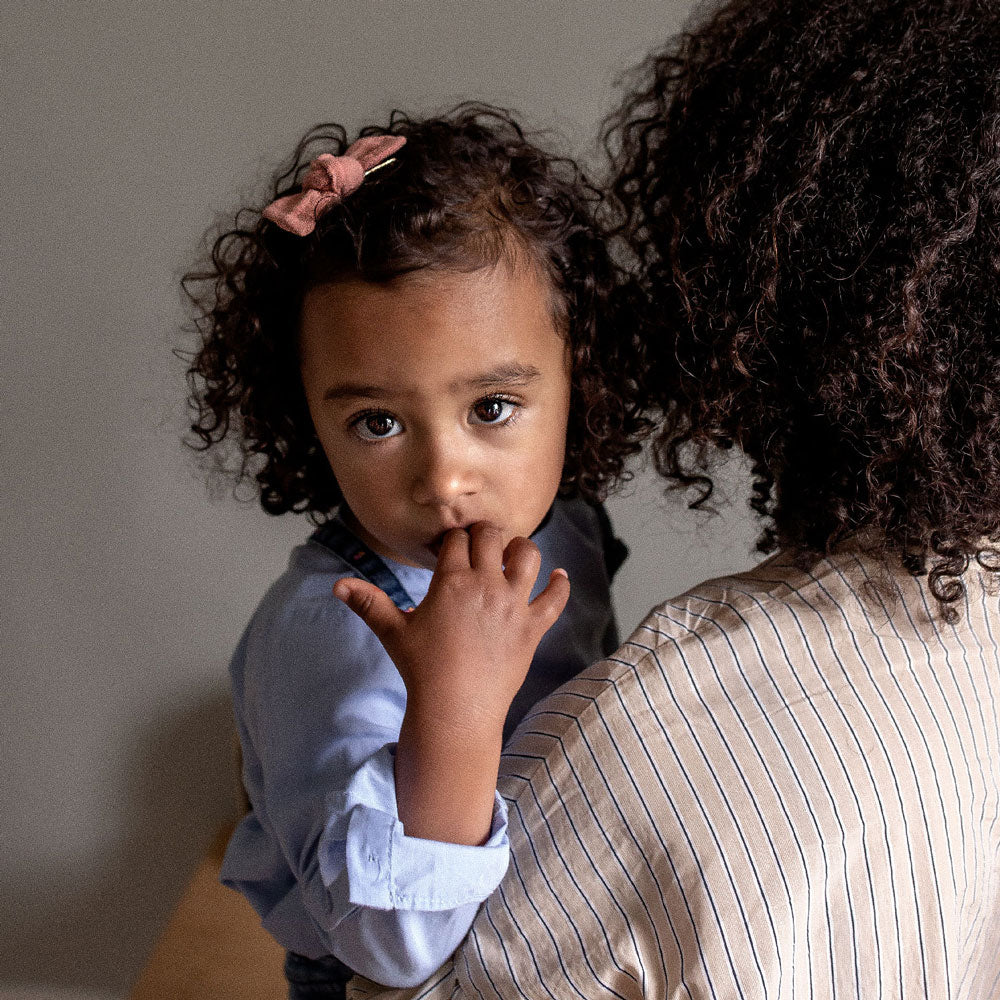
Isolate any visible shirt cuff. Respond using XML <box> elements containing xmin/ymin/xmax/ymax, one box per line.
<box><xmin>321</xmin><ymin>744</ymin><xmax>509</xmax><ymax>912</ymax></box>
<box><xmin>344</xmin><ymin>793</ymin><xmax>508</xmax><ymax>911</ymax></box>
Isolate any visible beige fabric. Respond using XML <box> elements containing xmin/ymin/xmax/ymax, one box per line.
<box><xmin>354</xmin><ymin>549</ymin><xmax>1000</xmax><ymax>999</ymax></box>
<box><xmin>130</xmin><ymin>826</ymin><xmax>286</xmax><ymax>1000</ymax></box>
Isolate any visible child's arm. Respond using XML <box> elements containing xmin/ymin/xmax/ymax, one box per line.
<box><xmin>334</xmin><ymin>522</ymin><xmax>570</xmax><ymax>847</ymax></box>
<box><xmin>225</xmin><ymin>584</ymin><xmax>511</xmax><ymax>989</ymax></box>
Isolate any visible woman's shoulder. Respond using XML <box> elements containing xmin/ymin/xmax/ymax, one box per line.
<box><xmin>496</xmin><ymin>557</ymin><xmax>820</xmax><ymax>820</ymax></box>
<box><xmin>528</xmin><ymin>547</ymin><xmax>908</xmax><ymax>749</ymax></box>
<box><xmin>631</xmin><ymin>548</ymin><xmax>869</xmax><ymax>650</ymax></box>
<box><xmin>511</xmin><ymin>553</ymin><xmax>828</xmax><ymax>726</ymax></box>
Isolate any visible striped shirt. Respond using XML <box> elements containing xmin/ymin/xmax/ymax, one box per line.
<box><xmin>353</xmin><ymin>547</ymin><xmax>1000</xmax><ymax>999</ymax></box>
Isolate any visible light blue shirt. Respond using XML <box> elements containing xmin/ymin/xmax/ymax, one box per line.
<box><xmin>220</xmin><ymin>497</ymin><xmax>620</xmax><ymax>987</ymax></box>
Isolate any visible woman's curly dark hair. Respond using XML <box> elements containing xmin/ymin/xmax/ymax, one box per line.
<box><xmin>182</xmin><ymin>103</ymin><xmax>649</xmax><ymax>521</ymax></box>
<box><xmin>607</xmin><ymin>0</ymin><xmax>1000</xmax><ymax>620</ymax></box>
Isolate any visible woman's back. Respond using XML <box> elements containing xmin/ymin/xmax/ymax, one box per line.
<box><xmin>374</xmin><ymin>548</ymin><xmax>999</xmax><ymax>998</ymax></box>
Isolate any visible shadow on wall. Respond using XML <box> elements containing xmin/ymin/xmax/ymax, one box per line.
<box><xmin>3</xmin><ymin>687</ymin><xmax>239</xmax><ymax>997</ymax></box>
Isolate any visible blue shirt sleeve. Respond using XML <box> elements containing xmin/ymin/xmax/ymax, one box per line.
<box><xmin>222</xmin><ymin>569</ymin><xmax>510</xmax><ymax>987</ymax></box>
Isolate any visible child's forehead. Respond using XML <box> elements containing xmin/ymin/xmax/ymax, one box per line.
<box><xmin>299</xmin><ymin>262</ymin><xmax>566</xmax><ymax>386</ymax></box>
<box><xmin>309</xmin><ymin>255</ymin><xmax>553</xmax><ymax>310</ymax></box>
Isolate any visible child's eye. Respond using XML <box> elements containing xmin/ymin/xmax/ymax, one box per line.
<box><xmin>469</xmin><ymin>395</ymin><xmax>519</xmax><ymax>426</ymax></box>
<box><xmin>351</xmin><ymin>411</ymin><xmax>403</xmax><ymax>441</ymax></box>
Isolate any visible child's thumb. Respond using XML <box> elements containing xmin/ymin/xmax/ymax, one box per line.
<box><xmin>333</xmin><ymin>578</ymin><xmax>405</xmax><ymax>643</ymax></box>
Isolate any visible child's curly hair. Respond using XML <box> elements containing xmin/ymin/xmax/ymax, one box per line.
<box><xmin>608</xmin><ymin>0</ymin><xmax>1000</xmax><ymax>620</ymax></box>
<box><xmin>182</xmin><ymin>103</ymin><xmax>649</xmax><ymax>520</ymax></box>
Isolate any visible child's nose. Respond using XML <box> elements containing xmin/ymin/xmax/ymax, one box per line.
<box><xmin>411</xmin><ymin>439</ymin><xmax>481</xmax><ymax>506</ymax></box>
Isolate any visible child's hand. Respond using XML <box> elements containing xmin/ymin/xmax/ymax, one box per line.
<box><xmin>333</xmin><ymin>522</ymin><xmax>569</xmax><ymax>724</ymax></box>
<box><xmin>333</xmin><ymin>522</ymin><xmax>570</xmax><ymax>845</ymax></box>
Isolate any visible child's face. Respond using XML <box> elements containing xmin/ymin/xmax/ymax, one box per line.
<box><xmin>299</xmin><ymin>261</ymin><xmax>572</xmax><ymax>569</ymax></box>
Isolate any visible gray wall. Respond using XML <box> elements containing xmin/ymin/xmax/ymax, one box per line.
<box><xmin>2</xmin><ymin>2</ymin><xmax>759</xmax><ymax>996</ymax></box>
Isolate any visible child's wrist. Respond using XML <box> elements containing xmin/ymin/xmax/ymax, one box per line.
<box><xmin>401</xmin><ymin>691</ymin><xmax>507</xmax><ymax>750</ymax></box>
<box><xmin>403</xmin><ymin>680</ymin><xmax>512</xmax><ymax>736</ymax></box>
<box><xmin>395</xmin><ymin>702</ymin><xmax>505</xmax><ymax>845</ymax></box>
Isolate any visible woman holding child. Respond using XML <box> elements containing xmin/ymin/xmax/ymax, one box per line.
<box><xmin>359</xmin><ymin>0</ymin><xmax>1000</xmax><ymax>996</ymax></box>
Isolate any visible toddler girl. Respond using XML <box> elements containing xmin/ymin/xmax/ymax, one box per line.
<box><xmin>181</xmin><ymin>104</ymin><xmax>646</xmax><ymax>995</ymax></box>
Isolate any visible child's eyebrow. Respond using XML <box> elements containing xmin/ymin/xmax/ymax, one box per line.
<box><xmin>456</xmin><ymin>363</ymin><xmax>542</xmax><ymax>392</ymax></box>
<box><xmin>322</xmin><ymin>363</ymin><xmax>542</xmax><ymax>403</ymax></box>
<box><xmin>322</xmin><ymin>382</ymin><xmax>387</xmax><ymax>402</ymax></box>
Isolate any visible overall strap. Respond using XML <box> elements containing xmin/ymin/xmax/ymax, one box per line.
<box><xmin>310</xmin><ymin>519</ymin><xmax>417</xmax><ymax>612</ymax></box>
<box><xmin>590</xmin><ymin>501</ymin><xmax>630</xmax><ymax>580</ymax></box>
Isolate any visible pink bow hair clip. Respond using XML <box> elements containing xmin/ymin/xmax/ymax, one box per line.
<box><xmin>262</xmin><ymin>134</ymin><xmax>406</xmax><ymax>236</ymax></box>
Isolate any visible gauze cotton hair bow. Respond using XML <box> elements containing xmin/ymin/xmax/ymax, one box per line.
<box><xmin>262</xmin><ymin>134</ymin><xmax>406</xmax><ymax>236</ymax></box>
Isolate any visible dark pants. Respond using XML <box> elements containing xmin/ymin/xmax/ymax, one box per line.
<box><xmin>284</xmin><ymin>951</ymin><xmax>354</xmax><ymax>999</ymax></box>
